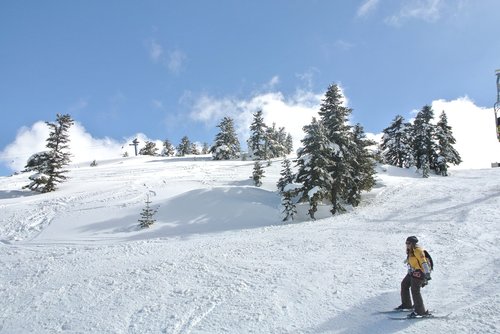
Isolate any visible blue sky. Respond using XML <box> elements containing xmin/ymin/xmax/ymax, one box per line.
<box><xmin>1</xmin><ymin>0</ymin><xmax>500</xmax><ymax>175</ymax></box>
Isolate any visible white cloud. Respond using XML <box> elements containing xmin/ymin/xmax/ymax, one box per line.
<box><xmin>149</xmin><ymin>40</ymin><xmax>163</xmax><ymax>62</ymax></box>
<box><xmin>189</xmin><ymin>89</ymin><xmax>324</xmax><ymax>152</ymax></box>
<box><xmin>295</xmin><ymin>68</ymin><xmax>320</xmax><ymax>91</ymax></box>
<box><xmin>386</xmin><ymin>0</ymin><xmax>443</xmax><ymax>25</ymax></box>
<box><xmin>167</xmin><ymin>49</ymin><xmax>186</xmax><ymax>74</ymax></box>
<box><xmin>262</xmin><ymin>76</ymin><xmax>280</xmax><ymax>91</ymax></box>
<box><xmin>0</xmin><ymin>122</ymin><xmax>163</xmax><ymax>173</ymax></box>
<box><xmin>0</xmin><ymin>122</ymin><xmax>50</xmax><ymax>172</ymax></box>
<box><xmin>334</xmin><ymin>39</ymin><xmax>355</xmax><ymax>51</ymax></box>
<box><xmin>357</xmin><ymin>0</ymin><xmax>380</xmax><ymax>17</ymax></box>
<box><xmin>148</xmin><ymin>39</ymin><xmax>186</xmax><ymax>74</ymax></box>
<box><xmin>152</xmin><ymin>99</ymin><xmax>164</xmax><ymax>109</ymax></box>
<box><xmin>68</xmin><ymin>98</ymin><xmax>88</xmax><ymax>115</ymax></box>
<box><xmin>431</xmin><ymin>97</ymin><xmax>500</xmax><ymax>169</ymax></box>
<box><xmin>269</xmin><ymin>76</ymin><xmax>280</xmax><ymax>86</ymax></box>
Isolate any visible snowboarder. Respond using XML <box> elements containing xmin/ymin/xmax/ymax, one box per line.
<box><xmin>395</xmin><ymin>236</ymin><xmax>432</xmax><ymax>318</ymax></box>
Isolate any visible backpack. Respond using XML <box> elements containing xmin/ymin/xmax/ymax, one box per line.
<box><xmin>424</xmin><ymin>250</ymin><xmax>433</xmax><ymax>271</ymax></box>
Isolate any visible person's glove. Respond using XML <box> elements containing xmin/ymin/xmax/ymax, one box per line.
<box><xmin>425</xmin><ymin>273</ymin><xmax>431</xmax><ymax>280</ymax></box>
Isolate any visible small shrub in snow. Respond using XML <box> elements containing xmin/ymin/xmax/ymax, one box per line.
<box><xmin>138</xmin><ymin>195</ymin><xmax>158</xmax><ymax>229</ymax></box>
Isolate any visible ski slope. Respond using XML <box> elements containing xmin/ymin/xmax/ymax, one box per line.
<box><xmin>0</xmin><ymin>156</ymin><xmax>499</xmax><ymax>333</ymax></box>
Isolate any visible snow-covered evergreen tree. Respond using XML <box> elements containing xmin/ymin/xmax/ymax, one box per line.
<box><xmin>380</xmin><ymin>115</ymin><xmax>413</xmax><ymax>168</ymax></box>
<box><xmin>276</xmin><ymin>127</ymin><xmax>288</xmax><ymax>157</ymax></box>
<box><xmin>265</xmin><ymin>123</ymin><xmax>279</xmax><ymax>159</ymax></box>
<box><xmin>265</xmin><ymin>123</ymin><xmax>290</xmax><ymax>159</ymax></box>
<box><xmin>139</xmin><ymin>141</ymin><xmax>158</xmax><ymax>156</ymax></box>
<box><xmin>252</xmin><ymin>161</ymin><xmax>265</xmax><ymax>187</ymax></box>
<box><xmin>138</xmin><ymin>195</ymin><xmax>157</xmax><ymax>229</ymax></box>
<box><xmin>293</xmin><ymin>84</ymin><xmax>377</xmax><ymax>217</ymax></box>
<box><xmin>285</xmin><ymin>133</ymin><xmax>293</xmax><ymax>155</ymax></box>
<box><xmin>247</xmin><ymin>110</ymin><xmax>267</xmax><ymax>160</ymax></box>
<box><xmin>281</xmin><ymin>188</ymin><xmax>297</xmax><ymax>222</ymax></box>
<box><xmin>201</xmin><ymin>142</ymin><xmax>210</xmax><ymax>155</ymax></box>
<box><xmin>210</xmin><ymin>116</ymin><xmax>241</xmax><ymax>160</ymax></box>
<box><xmin>434</xmin><ymin>111</ymin><xmax>462</xmax><ymax>175</ymax></box>
<box><xmin>190</xmin><ymin>143</ymin><xmax>200</xmax><ymax>155</ymax></box>
<box><xmin>345</xmin><ymin>124</ymin><xmax>376</xmax><ymax>207</ymax></box>
<box><xmin>411</xmin><ymin>105</ymin><xmax>437</xmax><ymax>177</ymax></box>
<box><xmin>318</xmin><ymin>84</ymin><xmax>355</xmax><ymax>215</ymax></box>
<box><xmin>177</xmin><ymin>136</ymin><xmax>192</xmax><ymax>156</ymax></box>
<box><xmin>24</xmin><ymin>114</ymin><xmax>74</xmax><ymax>193</ymax></box>
<box><xmin>277</xmin><ymin>158</ymin><xmax>294</xmax><ymax>193</ymax></box>
<box><xmin>23</xmin><ymin>151</ymin><xmax>51</xmax><ymax>173</ymax></box>
<box><xmin>277</xmin><ymin>158</ymin><xmax>297</xmax><ymax>222</ymax></box>
<box><xmin>161</xmin><ymin>139</ymin><xmax>175</xmax><ymax>156</ymax></box>
<box><xmin>421</xmin><ymin>154</ymin><xmax>431</xmax><ymax>178</ymax></box>
<box><xmin>294</xmin><ymin>118</ymin><xmax>331</xmax><ymax>219</ymax></box>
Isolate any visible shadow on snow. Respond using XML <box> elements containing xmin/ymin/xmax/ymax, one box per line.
<box><xmin>79</xmin><ymin>186</ymin><xmax>281</xmax><ymax>241</ymax></box>
<box><xmin>296</xmin><ymin>291</ymin><xmax>413</xmax><ymax>334</ymax></box>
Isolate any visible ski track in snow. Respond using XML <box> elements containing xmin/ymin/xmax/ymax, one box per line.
<box><xmin>0</xmin><ymin>156</ymin><xmax>499</xmax><ymax>333</ymax></box>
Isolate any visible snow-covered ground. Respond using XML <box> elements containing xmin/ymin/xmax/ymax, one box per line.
<box><xmin>0</xmin><ymin>156</ymin><xmax>499</xmax><ymax>333</ymax></box>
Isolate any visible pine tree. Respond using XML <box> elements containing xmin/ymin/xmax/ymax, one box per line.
<box><xmin>345</xmin><ymin>124</ymin><xmax>376</xmax><ymax>207</ymax></box>
<box><xmin>161</xmin><ymin>139</ymin><xmax>176</xmax><ymax>156</ymax></box>
<box><xmin>421</xmin><ymin>155</ymin><xmax>430</xmax><ymax>178</ymax></box>
<box><xmin>24</xmin><ymin>114</ymin><xmax>74</xmax><ymax>193</ymax></box>
<box><xmin>380</xmin><ymin>115</ymin><xmax>413</xmax><ymax>168</ymax></box>
<box><xmin>411</xmin><ymin>105</ymin><xmax>437</xmax><ymax>177</ymax></box>
<box><xmin>277</xmin><ymin>158</ymin><xmax>297</xmax><ymax>222</ymax></box>
<box><xmin>252</xmin><ymin>161</ymin><xmax>265</xmax><ymax>187</ymax></box>
<box><xmin>177</xmin><ymin>136</ymin><xmax>192</xmax><ymax>156</ymax></box>
<box><xmin>23</xmin><ymin>152</ymin><xmax>51</xmax><ymax>173</ymax></box>
<box><xmin>292</xmin><ymin>84</ymin><xmax>377</xmax><ymax>218</ymax></box>
<box><xmin>434</xmin><ymin>111</ymin><xmax>462</xmax><ymax>175</ymax></box>
<box><xmin>139</xmin><ymin>141</ymin><xmax>159</xmax><ymax>156</ymax></box>
<box><xmin>201</xmin><ymin>142</ymin><xmax>210</xmax><ymax>155</ymax></box>
<box><xmin>294</xmin><ymin>118</ymin><xmax>331</xmax><ymax>219</ymax></box>
<box><xmin>285</xmin><ymin>133</ymin><xmax>294</xmax><ymax>155</ymax></box>
<box><xmin>190</xmin><ymin>142</ymin><xmax>200</xmax><ymax>155</ymax></box>
<box><xmin>263</xmin><ymin>123</ymin><xmax>280</xmax><ymax>159</ymax></box>
<box><xmin>247</xmin><ymin>110</ymin><xmax>268</xmax><ymax>160</ymax></box>
<box><xmin>210</xmin><ymin>116</ymin><xmax>241</xmax><ymax>160</ymax></box>
<box><xmin>138</xmin><ymin>195</ymin><xmax>158</xmax><ymax>228</ymax></box>
<box><xmin>281</xmin><ymin>190</ymin><xmax>297</xmax><ymax>222</ymax></box>
<box><xmin>318</xmin><ymin>84</ymin><xmax>355</xmax><ymax>215</ymax></box>
<box><xmin>276</xmin><ymin>127</ymin><xmax>287</xmax><ymax>157</ymax></box>
<box><xmin>277</xmin><ymin>158</ymin><xmax>294</xmax><ymax>193</ymax></box>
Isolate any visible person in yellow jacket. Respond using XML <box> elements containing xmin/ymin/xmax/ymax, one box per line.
<box><xmin>395</xmin><ymin>236</ymin><xmax>432</xmax><ymax>318</ymax></box>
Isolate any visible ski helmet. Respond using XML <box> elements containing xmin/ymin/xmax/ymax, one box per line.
<box><xmin>406</xmin><ymin>236</ymin><xmax>418</xmax><ymax>244</ymax></box>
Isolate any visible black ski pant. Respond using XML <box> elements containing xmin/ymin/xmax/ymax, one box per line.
<box><xmin>400</xmin><ymin>274</ymin><xmax>426</xmax><ymax>315</ymax></box>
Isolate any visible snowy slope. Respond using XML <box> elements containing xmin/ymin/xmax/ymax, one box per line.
<box><xmin>0</xmin><ymin>156</ymin><xmax>499</xmax><ymax>333</ymax></box>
